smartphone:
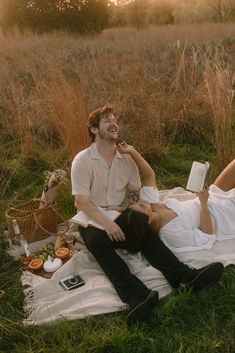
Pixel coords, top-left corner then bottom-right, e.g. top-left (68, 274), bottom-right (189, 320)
top-left (59, 273), bottom-right (85, 291)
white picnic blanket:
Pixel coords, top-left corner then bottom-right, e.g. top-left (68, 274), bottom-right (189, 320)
top-left (22, 188), bottom-right (235, 325)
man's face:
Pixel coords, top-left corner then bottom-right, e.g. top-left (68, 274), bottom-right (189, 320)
top-left (95, 113), bottom-right (119, 142)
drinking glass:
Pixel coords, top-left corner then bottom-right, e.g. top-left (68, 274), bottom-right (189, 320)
top-left (64, 231), bottom-right (75, 256)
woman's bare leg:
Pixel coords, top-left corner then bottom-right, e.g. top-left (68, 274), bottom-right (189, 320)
top-left (214, 159), bottom-right (235, 191)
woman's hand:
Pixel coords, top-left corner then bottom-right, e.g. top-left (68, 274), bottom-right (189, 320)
top-left (116, 142), bottom-right (135, 155)
top-left (197, 189), bottom-right (210, 206)
top-left (197, 189), bottom-right (214, 234)
top-left (117, 141), bottom-right (156, 187)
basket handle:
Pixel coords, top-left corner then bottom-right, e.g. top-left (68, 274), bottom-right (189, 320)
top-left (33, 204), bottom-right (69, 236)
top-left (9, 199), bottom-right (46, 212)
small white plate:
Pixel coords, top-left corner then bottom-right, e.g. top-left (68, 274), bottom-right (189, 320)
top-left (43, 258), bottom-right (62, 272)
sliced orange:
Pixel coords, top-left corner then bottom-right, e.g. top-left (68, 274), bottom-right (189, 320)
top-left (55, 247), bottom-right (70, 260)
top-left (28, 259), bottom-right (43, 271)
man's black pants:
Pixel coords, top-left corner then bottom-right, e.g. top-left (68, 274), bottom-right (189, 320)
top-left (79, 226), bottom-right (189, 304)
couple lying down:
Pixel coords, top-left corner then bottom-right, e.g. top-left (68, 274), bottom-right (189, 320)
top-left (72, 105), bottom-right (233, 326)
top-left (116, 143), bottom-right (235, 255)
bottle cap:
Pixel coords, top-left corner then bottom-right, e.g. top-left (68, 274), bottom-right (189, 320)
top-left (12, 220), bottom-right (20, 235)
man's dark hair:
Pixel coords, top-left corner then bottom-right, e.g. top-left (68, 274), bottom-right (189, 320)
top-left (88, 104), bottom-right (114, 142)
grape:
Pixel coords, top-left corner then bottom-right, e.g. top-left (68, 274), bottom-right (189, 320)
top-left (39, 255), bottom-right (45, 261)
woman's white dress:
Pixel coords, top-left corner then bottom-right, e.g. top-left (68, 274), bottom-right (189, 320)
top-left (140, 185), bottom-right (235, 253)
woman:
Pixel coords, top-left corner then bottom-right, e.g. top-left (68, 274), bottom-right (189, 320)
top-left (116, 142), bottom-right (235, 253)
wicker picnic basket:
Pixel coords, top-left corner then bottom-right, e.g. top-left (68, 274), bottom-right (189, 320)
top-left (6, 199), bottom-right (68, 244)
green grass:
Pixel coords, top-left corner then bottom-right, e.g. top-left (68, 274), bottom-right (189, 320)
top-left (148, 142), bottom-right (217, 190)
top-left (0, 144), bottom-right (235, 353)
top-left (0, 239), bottom-right (234, 353)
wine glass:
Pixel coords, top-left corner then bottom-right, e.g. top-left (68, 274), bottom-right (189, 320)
top-left (64, 231), bottom-right (75, 256)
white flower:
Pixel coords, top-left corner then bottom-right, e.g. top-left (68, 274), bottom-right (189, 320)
top-left (43, 169), bottom-right (67, 192)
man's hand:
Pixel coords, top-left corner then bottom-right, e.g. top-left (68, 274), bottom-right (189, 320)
top-left (103, 219), bottom-right (126, 242)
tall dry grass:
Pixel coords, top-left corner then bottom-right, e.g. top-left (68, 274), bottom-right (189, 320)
top-left (34, 69), bottom-right (89, 161)
top-left (0, 22), bottom-right (234, 205)
top-left (204, 51), bottom-right (235, 169)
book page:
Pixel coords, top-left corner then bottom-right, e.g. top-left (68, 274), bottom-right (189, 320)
top-left (70, 211), bottom-right (90, 228)
top-left (186, 161), bottom-right (210, 193)
top-left (70, 208), bottom-right (121, 230)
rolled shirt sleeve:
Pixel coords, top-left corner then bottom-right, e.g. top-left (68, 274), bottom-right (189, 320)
top-left (71, 151), bottom-right (91, 197)
top-left (139, 186), bottom-right (160, 203)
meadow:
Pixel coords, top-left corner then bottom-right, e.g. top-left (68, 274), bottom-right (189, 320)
top-left (0, 23), bottom-right (235, 353)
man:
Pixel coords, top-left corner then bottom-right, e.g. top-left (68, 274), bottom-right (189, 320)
top-left (71, 104), bottom-right (224, 326)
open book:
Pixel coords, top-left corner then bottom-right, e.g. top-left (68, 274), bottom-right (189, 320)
top-left (186, 161), bottom-right (210, 193)
top-left (70, 207), bottom-right (121, 230)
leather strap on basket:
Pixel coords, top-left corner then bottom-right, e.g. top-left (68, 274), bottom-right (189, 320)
top-left (33, 204), bottom-right (69, 236)
top-left (8, 199), bottom-right (45, 213)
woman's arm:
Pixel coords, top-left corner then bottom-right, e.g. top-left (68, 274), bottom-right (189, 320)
top-left (197, 190), bottom-right (214, 235)
top-left (117, 142), bottom-right (156, 186)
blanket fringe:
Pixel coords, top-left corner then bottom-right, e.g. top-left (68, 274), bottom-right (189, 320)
top-left (21, 271), bottom-right (36, 320)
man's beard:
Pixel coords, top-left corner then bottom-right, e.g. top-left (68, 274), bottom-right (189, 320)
top-left (98, 130), bottom-right (118, 142)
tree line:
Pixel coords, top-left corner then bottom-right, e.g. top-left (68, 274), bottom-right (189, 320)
top-left (0, 0), bottom-right (110, 33)
top-left (0, 0), bottom-right (234, 34)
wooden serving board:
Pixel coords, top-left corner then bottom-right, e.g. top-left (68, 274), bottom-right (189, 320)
top-left (30, 257), bottom-right (70, 278)
top-left (23, 252), bottom-right (81, 279)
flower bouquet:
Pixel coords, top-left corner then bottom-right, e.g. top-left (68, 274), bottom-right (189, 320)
top-left (41, 169), bottom-right (67, 204)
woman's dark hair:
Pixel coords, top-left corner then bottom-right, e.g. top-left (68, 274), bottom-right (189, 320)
top-left (115, 208), bottom-right (153, 253)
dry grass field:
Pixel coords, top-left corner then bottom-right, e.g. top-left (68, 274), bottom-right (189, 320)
top-left (0, 22), bottom-right (234, 219)
top-left (0, 22), bottom-right (234, 221)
